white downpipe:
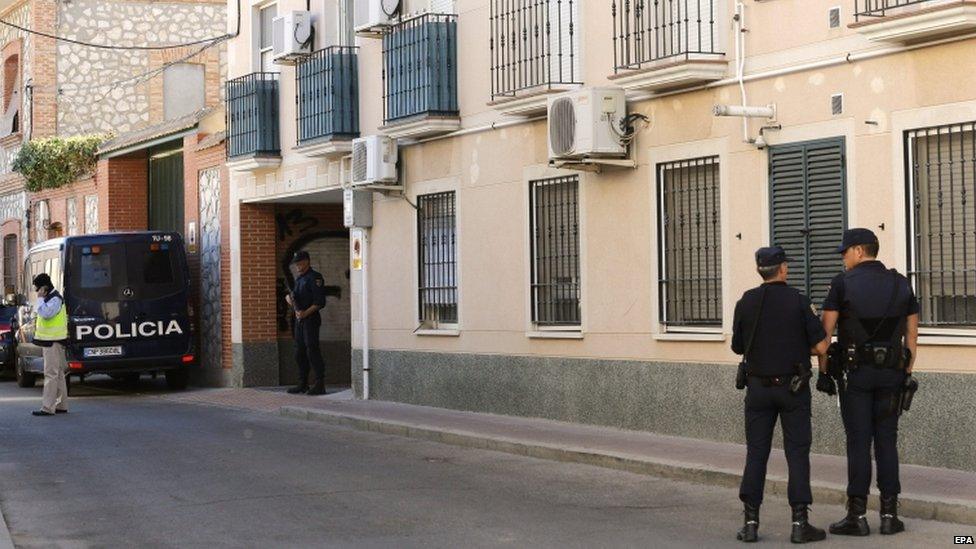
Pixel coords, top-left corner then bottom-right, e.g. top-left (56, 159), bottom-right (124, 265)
top-left (735, 1), bottom-right (750, 143)
top-left (361, 229), bottom-right (370, 400)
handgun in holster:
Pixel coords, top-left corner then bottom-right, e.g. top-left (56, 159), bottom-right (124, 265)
top-left (789, 362), bottom-right (812, 395)
top-left (899, 375), bottom-right (919, 415)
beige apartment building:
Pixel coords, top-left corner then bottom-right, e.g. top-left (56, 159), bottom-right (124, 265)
top-left (225, 0), bottom-right (976, 471)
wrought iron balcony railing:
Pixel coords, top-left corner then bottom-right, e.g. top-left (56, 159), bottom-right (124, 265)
top-left (489, 0), bottom-right (582, 101)
top-left (226, 72), bottom-right (280, 159)
top-left (855, 0), bottom-right (942, 20)
top-left (382, 13), bottom-right (459, 124)
top-left (612, 0), bottom-right (724, 73)
top-left (296, 47), bottom-right (360, 145)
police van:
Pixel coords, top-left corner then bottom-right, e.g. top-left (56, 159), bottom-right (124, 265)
top-left (15, 232), bottom-right (194, 390)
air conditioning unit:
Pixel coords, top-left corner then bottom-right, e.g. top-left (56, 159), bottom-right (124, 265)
top-left (548, 87), bottom-right (628, 161)
top-left (355, 0), bottom-right (401, 36)
top-left (272, 11), bottom-right (313, 65)
top-left (351, 135), bottom-right (398, 187)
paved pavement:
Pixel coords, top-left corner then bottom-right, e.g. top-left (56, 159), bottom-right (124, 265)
top-left (0, 379), bottom-right (969, 548)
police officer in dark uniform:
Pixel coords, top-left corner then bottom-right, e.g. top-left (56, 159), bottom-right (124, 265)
top-left (817, 228), bottom-right (918, 536)
top-left (732, 246), bottom-right (829, 544)
top-left (285, 251), bottom-right (328, 395)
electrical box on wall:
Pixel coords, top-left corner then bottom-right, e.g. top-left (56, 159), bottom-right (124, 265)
top-left (344, 189), bottom-right (373, 228)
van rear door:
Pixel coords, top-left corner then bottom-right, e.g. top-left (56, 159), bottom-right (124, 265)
top-left (67, 236), bottom-right (191, 362)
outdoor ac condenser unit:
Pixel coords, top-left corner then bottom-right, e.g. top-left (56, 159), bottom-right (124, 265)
top-left (272, 11), bottom-right (313, 64)
top-left (547, 87), bottom-right (628, 161)
top-left (351, 135), bottom-right (398, 187)
top-left (355, 0), bottom-right (400, 35)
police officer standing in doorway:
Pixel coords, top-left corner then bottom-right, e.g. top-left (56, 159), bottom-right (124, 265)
top-left (732, 247), bottom-right (829, 544)
top-left (285, 251), bottom-right (328, 395)
top-left (817, 229), bottom-right (919, 536)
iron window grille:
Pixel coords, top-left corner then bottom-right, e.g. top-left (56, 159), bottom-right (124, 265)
top-left (530, 175), bottom-right (581, 327)
top-left (612, 0), bottom-right (724, 73)
top-left (225, 72), bottom-right (280, 159)
top-left (906, 122), bottom-right (976, 326)
top-left (382, 13), bottom-right (459, 124)
top-left (296, 46), bottom-right (360, 145)
top-left (489, 0), bottom-right (582, 101)
top-left (417, 192), bottom-right (458, 327)
top-left (855, 0), bottom-right (939, 21)
top-left (658, 156), bottom-right (722, 327)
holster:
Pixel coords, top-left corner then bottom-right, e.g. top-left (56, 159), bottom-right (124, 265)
top-left (789, 362), bottom-right (813, 395)
top-left (736, 362), bottom-right (748, 390)
top-left (900, 375), bottom-right (919, 415)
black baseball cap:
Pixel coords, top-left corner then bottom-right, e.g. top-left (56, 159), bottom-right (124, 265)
top-left (290, 251), bottom-right (311, 264)
top-left (755, 246), bottom-right (792, 267)
top-left (836, 228), bottom-right (878, 253)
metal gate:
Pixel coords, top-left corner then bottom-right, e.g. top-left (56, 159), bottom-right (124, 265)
top-left (148, 148), bottom-right (185, 232)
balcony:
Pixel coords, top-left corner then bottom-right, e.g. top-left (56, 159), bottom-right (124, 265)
top-left (380, 13), bottom-right (461, 140)
top-left (295, 47), bottom-right (360, 158)
top-left (609, 0), bottom-right (728, 92)
top-left (852, 0), bottom-right (976, 43)
top-left (225, 72), bottom-right (281, 171)
top-left (488, 0), bottom-right (583, 116)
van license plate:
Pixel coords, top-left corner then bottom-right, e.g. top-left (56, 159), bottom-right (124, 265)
top-left (84, 346), bottom-right (123, 358)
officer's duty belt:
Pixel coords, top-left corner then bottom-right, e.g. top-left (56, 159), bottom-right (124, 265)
top-left (748, 375), bottom-right (790, 387)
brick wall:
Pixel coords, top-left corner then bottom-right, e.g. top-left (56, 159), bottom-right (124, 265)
top-left (28, 176), bottom-right (96, 246)
top-left (96, 152), bottom-right (148, 231)
top-left (239, 202), bottom-right (277, 345)
top-left (29, 0), bottom-right (56, 138)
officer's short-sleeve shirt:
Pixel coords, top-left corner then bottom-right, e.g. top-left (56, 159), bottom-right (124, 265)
top-left (731, 282), bottom-right (827, 376)
top-left (822, 261), bottom-right (919, 317)
top-left (293, 269), bottom-right (327, 312)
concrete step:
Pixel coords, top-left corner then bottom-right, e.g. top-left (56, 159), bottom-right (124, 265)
top-left (278, 397), bottom-right (976, 526)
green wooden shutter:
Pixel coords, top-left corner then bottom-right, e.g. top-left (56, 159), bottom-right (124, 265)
top-left (148, 151), bottom-right (185, 233)
top-left (769, 138), bottom-right (847, 308)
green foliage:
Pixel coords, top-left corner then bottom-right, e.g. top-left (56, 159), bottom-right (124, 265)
top-left (11, 135), bottom-right (109, 192)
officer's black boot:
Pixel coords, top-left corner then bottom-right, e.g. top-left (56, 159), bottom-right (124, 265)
top-left (286, 383), bottom-right (308, 394)
top-left (879, 495), bottom-right (905, 535)
top-left (790, 505), bottom-right (826, 543)
top-left (736, 503), bottom-right (760, 542)
top-left (306, 379), bottom-right (326, 396)
top-left (829, 496), bottom-right (870, 536)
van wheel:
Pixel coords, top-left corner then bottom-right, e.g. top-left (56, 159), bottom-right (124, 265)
top-left (16, 360), bottom-right (35, 388)
top-left (165, 368), bottom-right (189, 391)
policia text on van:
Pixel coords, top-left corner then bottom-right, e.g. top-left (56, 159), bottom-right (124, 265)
top-left (14, 232), bottom-right (194, 390)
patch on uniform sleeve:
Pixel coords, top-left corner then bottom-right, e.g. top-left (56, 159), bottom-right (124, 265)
top-left (315, 277), bottom-right (323, 287)
top-left (811, 304), bottom-right (818, 315)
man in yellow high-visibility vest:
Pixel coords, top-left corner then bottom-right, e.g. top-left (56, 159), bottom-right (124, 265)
top-left (32, 273), bottom-right (68, 416)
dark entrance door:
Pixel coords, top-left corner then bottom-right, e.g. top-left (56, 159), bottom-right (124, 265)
top-left (148, 148), bottom-right (185, 233)
top-left (769, 138), bottom-right (847, 307)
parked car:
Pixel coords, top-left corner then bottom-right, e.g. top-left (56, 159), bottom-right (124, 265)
top-left (0, 304), bottom-right (17, 375)
top-left (14, 232), bottom-right (194, 390)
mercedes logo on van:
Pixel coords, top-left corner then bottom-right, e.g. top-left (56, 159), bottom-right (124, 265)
top-left (122, 287), bottom-right (135, 298)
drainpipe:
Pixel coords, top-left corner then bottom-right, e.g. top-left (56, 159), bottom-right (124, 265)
top-left (734, 1), bottom-right (750, 144)
top-left (361, 229), bottom-right (370, 400)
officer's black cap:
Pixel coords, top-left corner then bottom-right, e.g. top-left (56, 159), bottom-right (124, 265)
top-left (755, 246), bottom-right (792, 267)
top-left (836, 228), bottom-right (878, 253)
top-left (290, 251), bottom-right (311, 264)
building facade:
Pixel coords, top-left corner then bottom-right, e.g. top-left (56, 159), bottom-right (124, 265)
top-left (225, 0), bottom-right (976, 471)
top-left (0, 0), bottom-right (228, 381)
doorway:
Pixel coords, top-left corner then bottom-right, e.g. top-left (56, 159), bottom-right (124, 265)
top-left (148, 147), bottom-right (185, 233)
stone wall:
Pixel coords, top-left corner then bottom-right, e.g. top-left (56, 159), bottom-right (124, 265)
top-left (56, 0), bottom-right (226, 136)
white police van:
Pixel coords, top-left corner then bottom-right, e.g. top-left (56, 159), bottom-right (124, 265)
top-left (15, 232), bottom-right (194, 389)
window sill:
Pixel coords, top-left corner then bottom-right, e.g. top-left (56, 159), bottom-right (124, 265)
top-left (415, 329), bottom-right (460, 337)
top-left (526, 331), bottom-right (584, 340)
top-left (653, 332), bottom-right (727, 342)
top-left (918, 334), bottom-right (976, 346)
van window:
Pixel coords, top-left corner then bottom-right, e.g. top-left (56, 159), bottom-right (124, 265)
top-left (67, 240), bottom-right (186, 302)
top-left (68, 244), bottom-right (127, 301)
top-left (125, 241), bottom-right (183, 299)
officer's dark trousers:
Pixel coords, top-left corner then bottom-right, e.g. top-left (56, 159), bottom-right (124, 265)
top-left (740, 379), bottom-right (813, 506)
top-left (839, 365), bottom-right (905, 498)
top-left (294, 316), bottom-right (325, 385)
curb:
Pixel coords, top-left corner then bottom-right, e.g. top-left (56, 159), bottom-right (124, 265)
top-left (280, 405), bottom-right (976, 526)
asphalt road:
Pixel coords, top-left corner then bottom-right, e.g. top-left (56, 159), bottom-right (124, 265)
top-left (0, 378), bottom-right (968, 548)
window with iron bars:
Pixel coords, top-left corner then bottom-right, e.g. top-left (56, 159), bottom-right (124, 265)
top-left (530, 175), bottom-right (581, 328)
top-left (658, 157), bottom-right (722, 328)
top-left (417, 192), bottom-right (458, 328)
top-left (907, 122), bottom-right (976, 326)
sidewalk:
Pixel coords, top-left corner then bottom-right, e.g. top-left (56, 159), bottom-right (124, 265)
top-left (171, 388), bottom-right (976, 526)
